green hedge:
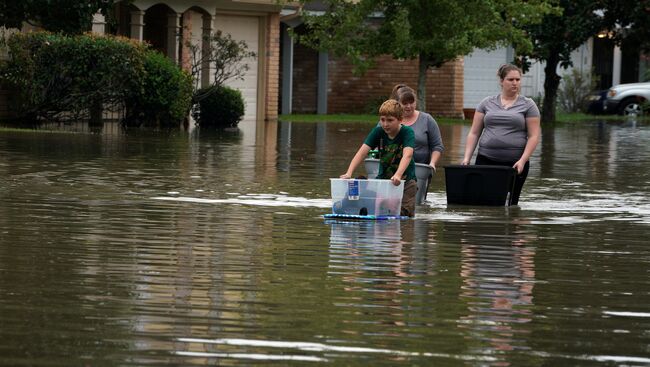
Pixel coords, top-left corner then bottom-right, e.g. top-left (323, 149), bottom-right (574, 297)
top-left (1, 31), bottom-right (192, 126)
top-left (124, 50), bottom-right (193, 127)
top-left (192, 86), bottom-right (245, 128)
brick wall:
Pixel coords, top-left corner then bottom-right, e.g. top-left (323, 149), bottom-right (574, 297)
top-left (264, 12), bottom-right (280, 121)
top-left (292, 43), bottom-right (318, 113)
top-left (326, 55), bottom-right (464, 118)
top-left (428, 58), bottom-right (464, 118)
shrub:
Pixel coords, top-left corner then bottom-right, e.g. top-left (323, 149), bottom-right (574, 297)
top-left (558, 69), bottom-right (599, 113)
top-left (124, 50), bottom-right (193, 127)
top-left (192, 86), bottom-right (245, 128)
top-left (364, 94), bottom-right (389, 115)
top-left (531, 93), bottom-right (544, 111)
top-left (1, 31), bottom-right (147, 122)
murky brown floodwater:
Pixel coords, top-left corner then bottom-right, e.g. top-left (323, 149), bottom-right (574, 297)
top-left (1, 118), bottom-right (649, 366)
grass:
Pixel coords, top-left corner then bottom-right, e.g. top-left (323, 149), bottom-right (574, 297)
top-left (280, 112), bottom-right (648, 124)
top-left (279, 114), bottom-right (467, 124)
top-left (3, 112), bottom-right (645, 132)
top-left (555, 112), bottom-right (649, 122)
top-left (278, 114), bottom-right (377, 123)
top-left (0, 126), bottom-right (81, 134)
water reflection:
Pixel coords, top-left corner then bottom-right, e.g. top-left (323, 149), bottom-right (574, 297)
top-left (454, 217), bottom-right (537, 362)
top-left (328, 219), bottom-right (406, 276)
top-left (2, 118), bottom-right (650, 365)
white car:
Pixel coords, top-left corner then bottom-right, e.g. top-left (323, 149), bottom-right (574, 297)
top-left (604, 82), bottom-right (650, 115)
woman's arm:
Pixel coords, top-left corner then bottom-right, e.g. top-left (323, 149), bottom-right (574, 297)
top-left (426, 115), bottom-right (444, 170)
top-left (461, 112), bottom-right (485, 165)
top-left (429, 151), bottom-right (441, 171)
top-left (513, 116), bottom-right (541, 173)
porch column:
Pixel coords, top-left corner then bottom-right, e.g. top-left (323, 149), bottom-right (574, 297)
top-left (130, 10), bottom-right (145, 41)
top-left (317, 51), bottom-right (328, 115)
top-left (167, 13), bottom-right (181, 63)
top-left (281, 25), bottom-right (294, 114)
top-left (92, 13), bottom-right (106, 34)
top-left (612, 45), bottom-right (622, 86)
top-left (201, 14), bottom-right (215, 88)
top-left (180, 12), bottom-right (192, 71)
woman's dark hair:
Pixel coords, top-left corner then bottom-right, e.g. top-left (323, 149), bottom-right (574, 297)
top-left (390, 83), bottom-right (410, 100)
top-left (497, 64), bottom-right (523, 80)
top-left (397, 89), bottom-right (416, 104)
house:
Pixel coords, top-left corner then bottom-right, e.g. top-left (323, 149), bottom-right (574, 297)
top-left (280, 3), bottom-right (648, 119)
top-left (107, 0), bottom-right (283, 122)
top-left (463, 37), bottom-right (649, 114)
top-left (1, 0), bottom-right (284, 123)
top-left (279, 4), bottom-right (465, 119)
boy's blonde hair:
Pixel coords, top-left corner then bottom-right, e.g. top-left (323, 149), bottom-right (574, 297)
top-left (378, 99), bottom-right (403, 120)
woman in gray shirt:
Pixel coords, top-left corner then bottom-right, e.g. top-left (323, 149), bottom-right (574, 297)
top-left (393, 86), bottom-right (444, 170)
top-left (461, 64), bottom-right (541, 205)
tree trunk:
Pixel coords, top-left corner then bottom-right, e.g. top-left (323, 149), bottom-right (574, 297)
top-left (542, 54), bottom-right (561, 123)
top-left (417, 53), bottom-right (429, 112)
top-left (89, 99), bottom-right (103, 126)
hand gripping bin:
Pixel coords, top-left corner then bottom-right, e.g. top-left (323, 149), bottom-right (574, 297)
top-left (330, 179), bottom-right (404, 216)
top-left (364, 158), bottom-right (433, 205)
top-left (443, 165), bottom-right (516, 206)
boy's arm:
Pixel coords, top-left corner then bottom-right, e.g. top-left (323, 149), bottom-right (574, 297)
top-left (390, 146), bottom-right (413, 185)
top-left (340, 144), bottom-right (371, 179)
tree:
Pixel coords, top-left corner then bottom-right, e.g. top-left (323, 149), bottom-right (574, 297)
top-left (517, 1), bottom-right (614, 123)
top-left (0, 0), bottom-right (122, 35)
top-left (604, 0), bottom-right (650, 53)
top-left (184, 31), bottom-right (255, 128)
top-left (294, 0), bottom-right (557, 112)
top-left (185, 30), bottom-right (256, 102)
top-left (517, 0), bottom-right (650, 123)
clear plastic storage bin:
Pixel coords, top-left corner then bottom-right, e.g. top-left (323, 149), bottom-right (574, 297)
top-left (330, 178), bottom-right (404, 216)
top-left (364, 158), bottom-right (433, 205)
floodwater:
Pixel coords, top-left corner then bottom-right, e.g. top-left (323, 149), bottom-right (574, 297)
top-left (1, 118), bottom-right (649, 366)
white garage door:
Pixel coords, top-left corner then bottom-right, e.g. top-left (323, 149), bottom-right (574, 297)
top-left (463, 48), bottom-right (508, 109)
top-left (215, 15), bottom-right (259, 121)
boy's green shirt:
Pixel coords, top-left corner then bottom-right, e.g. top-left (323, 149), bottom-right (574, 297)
top-left (364, 125), bottom-right (417, 181)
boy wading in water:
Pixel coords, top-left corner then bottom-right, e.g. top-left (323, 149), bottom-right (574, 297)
top-left (340, 99), bottom-right (418, 217)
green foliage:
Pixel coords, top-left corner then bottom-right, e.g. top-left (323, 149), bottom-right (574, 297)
top-left (125, 51), bottom-right (193, 127)
top-left (294, 0), bottom-right (557, 110)
top-left (558, 69), bottom-right (600, 113)
top-left (0, 1), bottom-right (123, 34)
top-left (517, 1), bottom-right (607, 71)
top-left (363, 94), bottom-right (389, 115)
top-left (184, 31), bottom-right (255, 127)
top-left (531, 93), bottom-right (544, 111)
top-left (601, 0), bottom-right (650, 53)
top-left (1, 31), bottom-right (191, 126)
top-left (192, 86), bottom-right (245, 129)
top-left (1, 31), bottom-right (147, 122)
top-left (516, 0), bottom-right (650, 122)
top-left (640, 100), bottom-right (650, 114)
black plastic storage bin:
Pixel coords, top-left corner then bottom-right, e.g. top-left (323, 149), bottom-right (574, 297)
top-left (444, 165), bottom-right (516, 206)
